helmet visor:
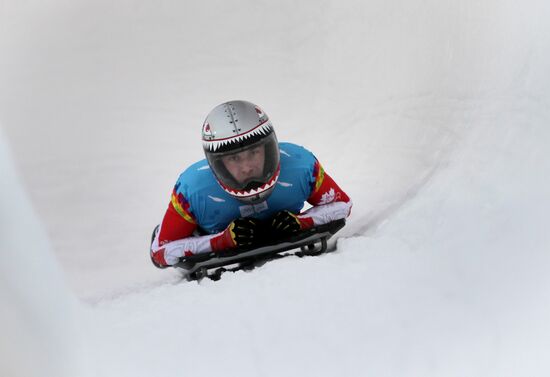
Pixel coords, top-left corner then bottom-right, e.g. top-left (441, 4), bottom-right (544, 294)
top-left (206, 133), bottom-right (280, 192)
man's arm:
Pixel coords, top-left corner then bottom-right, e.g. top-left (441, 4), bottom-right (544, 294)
top-left (297, 160), bottom-right (352, 227)
top-left (150, 199), bottom-right (218, 267)
top-left (150, 192), bottom-right (257, 267)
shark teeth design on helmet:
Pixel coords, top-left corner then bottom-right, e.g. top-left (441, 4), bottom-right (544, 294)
top-left (218, 165), bottom-right (280, 199)
top-left (202, 121), bottom-right (273, 152)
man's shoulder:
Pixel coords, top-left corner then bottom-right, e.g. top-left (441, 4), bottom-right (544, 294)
top-left (279, 141), bottom-right (313, 155)
top-left (278, 142), bottom-right (317, 168)
top-left (174, 159), bottom-right (218, 195)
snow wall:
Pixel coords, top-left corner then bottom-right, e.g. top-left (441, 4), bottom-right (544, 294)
top-left (0, 128), bottom-right (78, 377)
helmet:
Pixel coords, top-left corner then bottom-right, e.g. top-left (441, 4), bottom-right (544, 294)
top-left (202, 100), bottom-right (280, 204)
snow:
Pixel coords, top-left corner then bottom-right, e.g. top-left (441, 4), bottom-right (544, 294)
top-left (1, 0), bottom-right (550, 376)
top-left (0, 129), bottom-right (79, 377)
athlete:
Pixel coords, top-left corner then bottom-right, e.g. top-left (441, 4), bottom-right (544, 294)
top-left (150, 100), bottom-right (352, 267)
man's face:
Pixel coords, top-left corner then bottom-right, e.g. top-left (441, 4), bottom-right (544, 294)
top-left (221, 145), bottom-right (266, 185)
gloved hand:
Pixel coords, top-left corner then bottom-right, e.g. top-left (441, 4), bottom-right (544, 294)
top-left (211, 217), bottom-right (261, 251)
top-left (270, 210), bottom-right (309, 239)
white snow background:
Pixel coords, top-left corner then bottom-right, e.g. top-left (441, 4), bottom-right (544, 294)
top-left (1, 0), bottom-right (550, 376)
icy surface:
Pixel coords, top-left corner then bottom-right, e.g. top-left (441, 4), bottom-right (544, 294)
top-left (1, 0), bottom-right (550, 376)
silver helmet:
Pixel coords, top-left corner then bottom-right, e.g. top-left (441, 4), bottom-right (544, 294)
top-left (202, 100), bottom-right (280, 204)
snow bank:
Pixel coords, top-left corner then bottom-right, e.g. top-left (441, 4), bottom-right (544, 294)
top-left (346, 96), bottom-right (550, 376)
top-left (0, 128), bottom-right (78, 377)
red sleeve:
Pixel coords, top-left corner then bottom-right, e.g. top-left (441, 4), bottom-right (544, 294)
top-left (307, 160), bottom-right (351, 206)
top-left (157, 189), bottom-right (198, 247)
top-left (293, 160), bottom-right (352, 230)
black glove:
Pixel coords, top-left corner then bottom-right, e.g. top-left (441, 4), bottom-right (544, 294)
top-left (211, 217), bottom-right (262, 251)
top-left (230, 217), bottom-right (262, 248)
top-left (270, 210), bottom-right (302, 239)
